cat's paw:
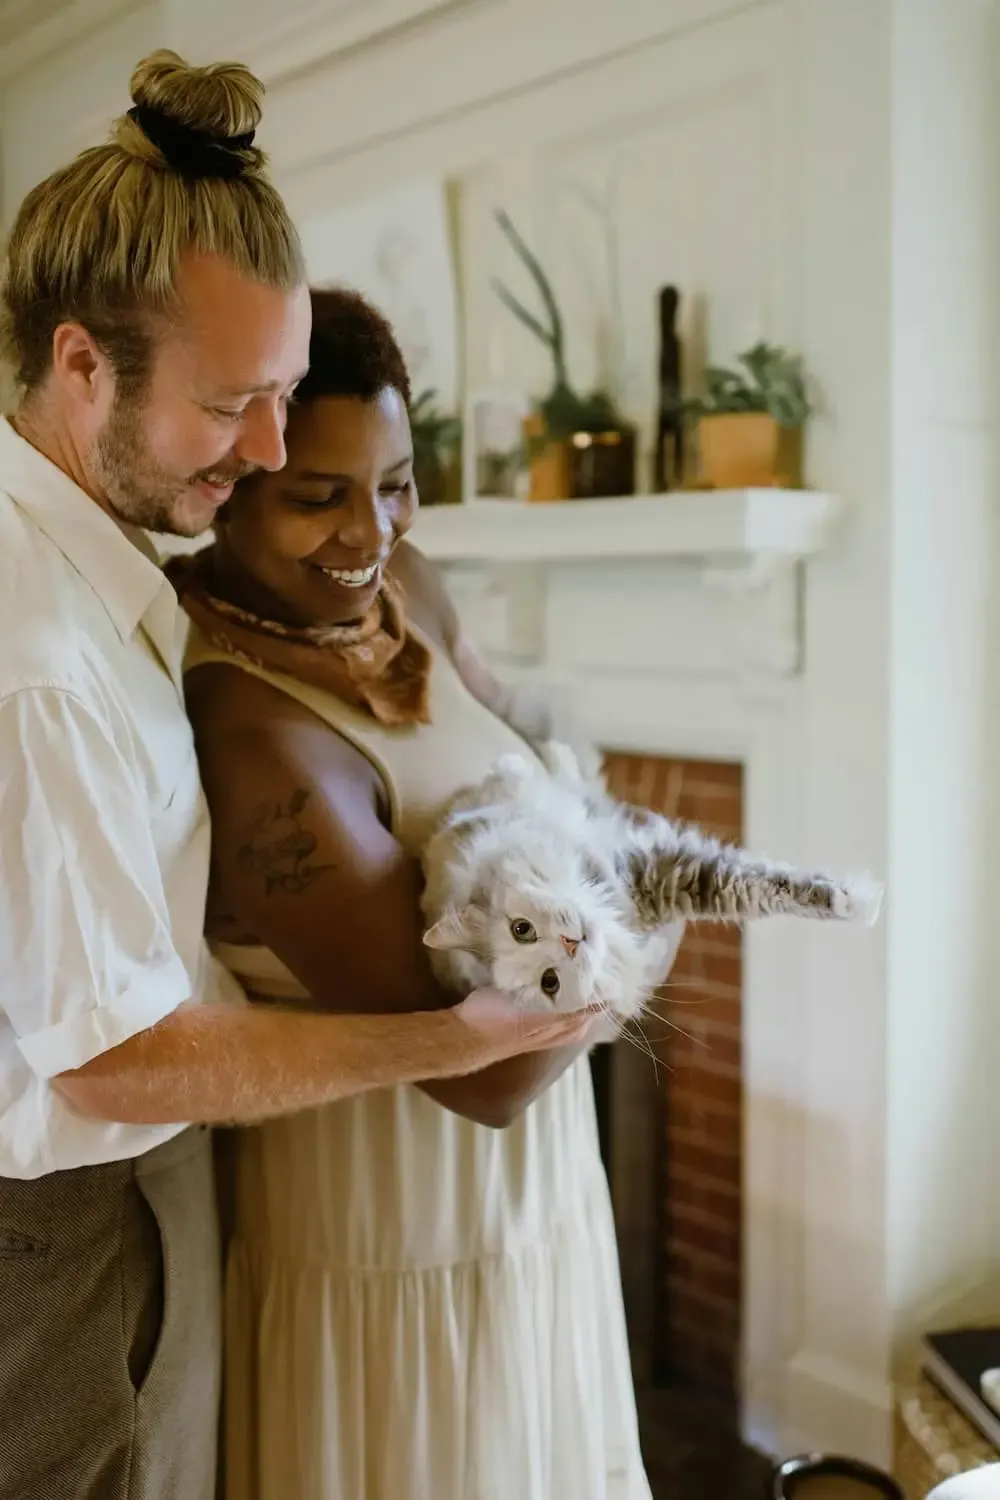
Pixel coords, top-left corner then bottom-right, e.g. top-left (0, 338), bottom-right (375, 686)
top-left (833, 872), bottom-right (884, 925)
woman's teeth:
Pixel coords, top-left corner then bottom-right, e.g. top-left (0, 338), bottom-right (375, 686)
top-left (314, 563), bottom-right (378, 588)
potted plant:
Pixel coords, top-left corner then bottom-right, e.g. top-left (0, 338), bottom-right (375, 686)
top-left (684, 341), bottom-right (811, 488)
top-left (492, 209), bottom-right (635, 501)
top-left (409, 387), bottom-right (462, 506)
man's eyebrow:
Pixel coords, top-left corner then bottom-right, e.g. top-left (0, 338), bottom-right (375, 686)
top-left (215, 369), bottom-right (310, 398)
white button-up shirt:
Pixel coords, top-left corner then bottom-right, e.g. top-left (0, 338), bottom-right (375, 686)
top-left (0, 416), bottom-right (234, 1177)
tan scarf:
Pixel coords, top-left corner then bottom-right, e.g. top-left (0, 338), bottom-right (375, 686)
top-left (168, 547), bottom-right (432, 728)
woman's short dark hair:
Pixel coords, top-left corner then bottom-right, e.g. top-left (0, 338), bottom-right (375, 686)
top-left (295, 287), bottom-right (412, 407)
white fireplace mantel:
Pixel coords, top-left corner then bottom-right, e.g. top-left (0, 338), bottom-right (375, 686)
top-left (425, 489), bottom-right (842, 680)
top-left (413, 489), bottom-right (841, 571)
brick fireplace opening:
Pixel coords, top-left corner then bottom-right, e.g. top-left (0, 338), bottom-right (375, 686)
top-left (592, 752), bottom-right (745, 1406)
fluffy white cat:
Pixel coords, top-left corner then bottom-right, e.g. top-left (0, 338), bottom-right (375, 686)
top-left (421, 743), bottom-right (881, 1019)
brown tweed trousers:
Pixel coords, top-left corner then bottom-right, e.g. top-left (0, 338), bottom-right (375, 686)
top-left (0, 1124), bottom-right (220, 1500)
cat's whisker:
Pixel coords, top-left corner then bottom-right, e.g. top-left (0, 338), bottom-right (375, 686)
top-left (654, 990), bottom-right (711, 1005)
top-left (616, 1023), bottom-right (663, 1082)
top-left (638, 1014), bottom-right (712, 1052)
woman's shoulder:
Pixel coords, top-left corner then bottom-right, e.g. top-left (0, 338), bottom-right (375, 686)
top-left (184, 658), bottom-right (383, 807)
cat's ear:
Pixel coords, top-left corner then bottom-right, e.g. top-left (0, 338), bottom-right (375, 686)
top-left (423, 906), bottom-right (487, 953)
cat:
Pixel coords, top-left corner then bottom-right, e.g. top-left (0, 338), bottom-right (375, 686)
top-left (421, 742), bottom-right (881, 1020)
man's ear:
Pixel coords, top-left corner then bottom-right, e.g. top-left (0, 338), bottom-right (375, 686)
top-left (423, 906), bottom-right (487, 954)
top-left (50, 322), bottom-right (107, 407)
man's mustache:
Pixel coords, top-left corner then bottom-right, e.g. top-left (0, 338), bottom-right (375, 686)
top-left (192, 461), bottom-right (261, 486)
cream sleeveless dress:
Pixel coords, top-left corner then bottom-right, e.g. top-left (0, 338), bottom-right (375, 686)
top-left (186, 625), bottom-right (650, 1500)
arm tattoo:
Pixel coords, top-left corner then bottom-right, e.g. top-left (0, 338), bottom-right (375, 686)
top-left (235, 788), bottom-right (335, 897)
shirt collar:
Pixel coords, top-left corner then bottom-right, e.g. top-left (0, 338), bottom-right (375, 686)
top-left (0, 415), bottom-right (168, 643)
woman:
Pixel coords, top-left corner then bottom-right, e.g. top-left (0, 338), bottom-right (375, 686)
top-left (175, 289), bottom-right (668, 1500)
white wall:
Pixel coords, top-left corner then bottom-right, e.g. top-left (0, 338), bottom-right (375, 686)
top-left (2, 0), bottom-right (999, 1467)
top-left (886, 0), bottom-right (1000, 1339)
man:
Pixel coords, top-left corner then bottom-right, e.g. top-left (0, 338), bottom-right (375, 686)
top-left (0, 49), bottom-right (590, 1500)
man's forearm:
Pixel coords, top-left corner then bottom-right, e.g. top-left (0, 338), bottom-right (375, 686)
top-left (54, 1000), bottom-right (575, 1126)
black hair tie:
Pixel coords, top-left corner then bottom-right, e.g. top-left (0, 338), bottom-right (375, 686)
top-left (127, 103), bottom-right (255, 180)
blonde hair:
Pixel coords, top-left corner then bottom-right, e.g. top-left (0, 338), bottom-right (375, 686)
top-left (0, 49), bottom-right (305, 393)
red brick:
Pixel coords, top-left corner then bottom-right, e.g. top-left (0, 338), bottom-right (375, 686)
top-left (673, 1068), bottom-right (742, 1109)
top-left (665, 1094), bottom-right (707, 1129)
top-left (678, 783), bottom-right (742, 815)
top-left (689, 929), bottom-right (741, 959)
top-left (684, 758), bottom-right (742, 789)
top-left (668, 1161), bottom-right (739, 1196)
top-left (667, 1240), bottom-right (737, 1286)
top-left (701, 1108), bottom-right (741, 1154)
top-left (670, 1340), bottom-right (738, 1392)
top-left (668, 1282), bottom-right (740, 1331)
top-left (669, 1085), bottom-right (740, 1126)
top-left (668, 1136), bottom-right (741, 1186)
top-left (686, 1252), bottom-right (741, 1306)
top-left (700, 1186), bottom-right (742, 1230)
top-left (683, 1043), bottom-right (742, 1080)
top-left (599, 749), bottom-right (745, 1389)
top-left (669, 1200), bottom-right (738, 1237)
top-left (667, 1212), bottom-right (739, 1263)
top-left (696, 950), bottom-right (741, 990)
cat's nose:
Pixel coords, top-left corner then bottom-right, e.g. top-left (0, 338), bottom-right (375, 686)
top-left (560, 936), bottom-right (580, 957)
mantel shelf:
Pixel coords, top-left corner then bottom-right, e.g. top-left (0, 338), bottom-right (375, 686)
top-left (411, 489), bottom-right (841, 569)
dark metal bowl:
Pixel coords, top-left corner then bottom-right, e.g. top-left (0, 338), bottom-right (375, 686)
top-left (772, 1453), bottom-right (905, 1498)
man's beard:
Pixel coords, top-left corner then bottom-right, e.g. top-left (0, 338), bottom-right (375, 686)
top-left (90, 393), bottom-right (258, 537)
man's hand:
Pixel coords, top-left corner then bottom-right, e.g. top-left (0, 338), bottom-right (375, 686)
top-left (442, 988), bottom-right (596, 1077)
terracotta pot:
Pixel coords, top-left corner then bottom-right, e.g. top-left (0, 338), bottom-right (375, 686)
top-left (526, 437), bottom-right (572, 503)
top-left (697, 412), bottom-right (803, 488)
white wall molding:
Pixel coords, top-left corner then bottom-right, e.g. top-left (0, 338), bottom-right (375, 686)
top-left (167, 0), bottom-right (494, 84)
top-left (0, 0), bottom-right (136, 83)
top-left (272, 0), bottom-right (775, 210)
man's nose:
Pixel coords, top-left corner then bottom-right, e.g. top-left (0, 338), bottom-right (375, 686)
top-left (236, 400), bottom-right (287, 473)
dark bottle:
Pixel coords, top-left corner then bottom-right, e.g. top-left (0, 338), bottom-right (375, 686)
top-left (653, 285), bottom-right (683, 490)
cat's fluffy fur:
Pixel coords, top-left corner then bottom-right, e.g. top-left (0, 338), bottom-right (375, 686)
top-left (421, 743), bottom-right (881, 1019)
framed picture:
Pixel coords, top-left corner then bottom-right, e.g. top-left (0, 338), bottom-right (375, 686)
top-left (299, 179), bottom-right (460, 413)
top-left (462, 389), bottom-right (530, 503)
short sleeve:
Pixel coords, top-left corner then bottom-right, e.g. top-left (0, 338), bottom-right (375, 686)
top-left (0, 688), bottom-right (190, 1078)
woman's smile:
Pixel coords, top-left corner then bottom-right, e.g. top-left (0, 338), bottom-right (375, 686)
top-left (306, 559), bottom-right (381, 589)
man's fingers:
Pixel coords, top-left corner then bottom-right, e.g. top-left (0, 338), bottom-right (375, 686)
top-left (520, 1012), bottom-right (594, 1048)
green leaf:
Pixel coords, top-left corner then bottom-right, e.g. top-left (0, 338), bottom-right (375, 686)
top-left (684, 341), bottom-right (812, 425)
top-left (490, 278), bottom-right (556, 351)
top-left (410, 387), bottom-right (462, 467)
top-left (493, 208), bottom-right (567, 386)
top-left (494, 209), bottom-right (565, 351)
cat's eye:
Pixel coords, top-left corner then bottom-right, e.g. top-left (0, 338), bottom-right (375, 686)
top-left (540, 969), bottom-right (561, 997)
top-left (510, 918), bottom-right (537, 943)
